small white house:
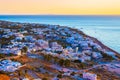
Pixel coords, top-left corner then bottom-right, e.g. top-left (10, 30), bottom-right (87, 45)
top-left (83, 72), bottom-right (97, 80)
top-left (37, 39), bottom-right (49, 49)
top-left (0, 60), bottom-right (22, 72)
top-left (92, 52), bottom-right (102, 59)
top-left (50, 42), bottom-right (63, 52)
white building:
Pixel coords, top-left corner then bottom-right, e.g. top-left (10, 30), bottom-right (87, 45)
top-left (37, 39), bottom-right (49, 49)
top-left (50, 42), bottom-right (63, 52)
top-left (0, 60), bottom-right (22, 72)
top-left (83, 72), bottom-right (97, 80)
top-left (92, 52), bottom-right (102, 59)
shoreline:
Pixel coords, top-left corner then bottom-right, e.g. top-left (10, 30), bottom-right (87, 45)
top-left (0, 20), bottom-right (120, 57)
top-left (0, 20), bottom-right (120, 80)
top-left (69, 28), bottom-right (120, 58)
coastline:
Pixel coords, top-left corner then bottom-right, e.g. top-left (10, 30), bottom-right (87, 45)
top-left (0, 20), bottom-right (120, 59)
top-left (0, 20), bottom-right (120, 80)
top-left (0, 15), bottom-right (120, 54)
top-left (69, 28), bottom-right (120, 58)
top-left (0, 20), bottom-right (119, 55)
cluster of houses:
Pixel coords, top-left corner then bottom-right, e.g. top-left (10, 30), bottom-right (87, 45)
top-left (1, 21), bottom-right (119, 80)
top-left (0, 22), bottom-right (117, 63)
top-left (0, 60), bottom-right (22, 72)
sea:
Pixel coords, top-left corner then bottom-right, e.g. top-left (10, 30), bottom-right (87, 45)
top-left (0, 15), bottom-right (120, 53)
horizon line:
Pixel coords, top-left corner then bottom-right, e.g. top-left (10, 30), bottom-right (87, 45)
top-left (0, 14), bottom-right (120, 16)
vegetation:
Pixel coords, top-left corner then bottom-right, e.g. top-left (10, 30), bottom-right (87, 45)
top-left (42, 77), bottom-right (48, 80)
top-left (0, 54), bottom-right (5, 58)
top-left (43, 54), bottom-right (71, 67)
top-left (0, 53), bottom-right (15, 59)
top-left (21, 46), bottom-right (28, 54)
top-left (57, 74), bottom-right (63, 78)
top-left (44, 54), bottom-right (52, 61)
top-left (53, 56), bottom-right (59, 64)
top-left (102, 52), bottom-right (114, 61)
top-left (0, 30), bottom-right (4, 35)
top-left (58, 59), bottom-right (71, 67)
top-left (70, 72), bottom-right (76, 76)
top-left (58, 59), bottom-right (65, 66)
top-left (77, 63), bottom-right (88, 69)
top-left (64, 59), bottom-right (71, 67)
top-left (0, 36), bottom-right (15, 47)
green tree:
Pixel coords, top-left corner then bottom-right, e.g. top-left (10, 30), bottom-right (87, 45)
top-left (64, 59), bottom-right (71, 67)
top-left (59, 59), bottom-right (65, 66)
top-left (102, 52), bottom-right (114, 61)
top-left (21, 46), bottom-right (28, 54)
top-left (57, 74), bottom-right (62, 78)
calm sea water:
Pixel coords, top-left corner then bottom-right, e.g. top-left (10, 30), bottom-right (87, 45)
top-left (0, 15), bottom-right (120, 53)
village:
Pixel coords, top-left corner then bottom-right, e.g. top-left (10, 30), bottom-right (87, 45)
top-left (0, 21), bottom-right (120, 80)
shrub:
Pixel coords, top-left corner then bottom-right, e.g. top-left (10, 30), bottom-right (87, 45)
top-left (79, 73), bottom-right (83, 77)
top-left (53, 56), bottom-right (59, 63)
top-left (77, 63), bottom-right (87, 69)
top-left (42, 78), bottom-right (48, 80)
top-left (64, 59), bottom-right (71, 67)
top-left (0, 54), bottom-right (5, 58)
top-left (102, 53), bottom-right (114, 61)
top-left (58, 59), bottom-right (64, 66)
top-left (74, 60), bottom-right (81, 63)
top-left (70, 72), bottom-right (76, 76)
top-left (57, 74), bottom-right (62, 78)
top-left (44, 54), bottom-right (51, 61)
top-left (21, 46), bottom-right (28, 54)
top-left (6, 53), bottom-right (15, 56)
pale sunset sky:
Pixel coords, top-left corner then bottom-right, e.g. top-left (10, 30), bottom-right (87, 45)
top-left (0, 0), bottom-right (120, 15)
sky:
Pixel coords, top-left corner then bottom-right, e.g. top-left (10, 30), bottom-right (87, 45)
top-left (0, 0), bottom-right (120, 15)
